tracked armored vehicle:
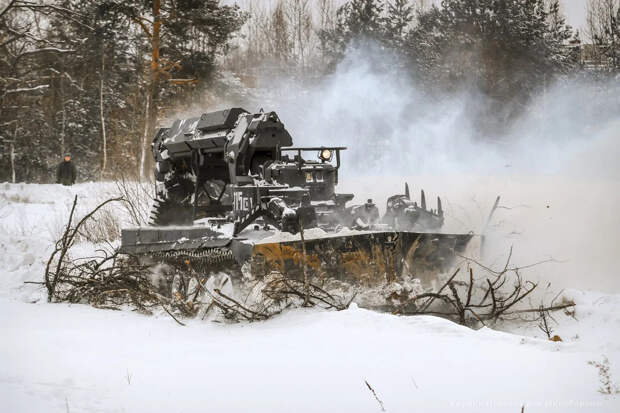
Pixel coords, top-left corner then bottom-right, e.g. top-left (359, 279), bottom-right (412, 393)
top-left (120, 108), bottom-right (473, 287)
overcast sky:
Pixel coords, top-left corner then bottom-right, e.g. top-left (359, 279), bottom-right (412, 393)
top-left (561, 0), bottom-right (588, 30)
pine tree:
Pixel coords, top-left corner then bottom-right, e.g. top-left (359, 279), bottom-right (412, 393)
top-left (546, 0), bottom-right (575, 69)
top-left (96, 0), bottom-right (246, 178)
top-left (345, 0), bottom-right (386, 38)
top-left (319, 0), bottom-right (386, 67)
top-left (409, 0), bottom-right (574, 97)
top-left (385, 0), bottom-right (414, 48)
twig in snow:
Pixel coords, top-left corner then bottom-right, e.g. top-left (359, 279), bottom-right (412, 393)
top-left (161, 304), bottom-right (186, 326)
top-left (537, 306), bottom-right (553, 340)
top-left (364, 379), bottom-right (386, 411)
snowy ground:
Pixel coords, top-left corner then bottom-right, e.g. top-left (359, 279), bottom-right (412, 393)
top-left (2, 182), bottom-right (620, 412)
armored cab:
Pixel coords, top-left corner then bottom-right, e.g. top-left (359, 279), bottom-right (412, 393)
top-left (150, 108), bottom-right (353, 230)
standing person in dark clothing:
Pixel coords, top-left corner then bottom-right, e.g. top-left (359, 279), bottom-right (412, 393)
top-left (56, 153), bottom-right (77, 186)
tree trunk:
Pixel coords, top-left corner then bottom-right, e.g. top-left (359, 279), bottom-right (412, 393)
top-left (139, 0), bottom-right (161, 181)
top-left (10, 122), bottom-right (17, 183)
top-left (100, 50), bottom-right (107, 180)
top-left (60, 75), bottom-right (66, 156)
top-left (139, 94), bottom-right (150, 180)
top-left (10, 141), bottom-right (16, 184)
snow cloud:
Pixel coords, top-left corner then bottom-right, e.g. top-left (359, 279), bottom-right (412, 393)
top-left (238, 45), bottom-right (620, 293)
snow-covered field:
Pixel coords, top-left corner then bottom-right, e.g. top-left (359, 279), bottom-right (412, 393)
top-left (2, 182), bottom-right (620, 412)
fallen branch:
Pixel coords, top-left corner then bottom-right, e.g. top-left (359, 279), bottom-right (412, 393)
top-left (396, 249), bottom-right (575, 327)
top-left (44, 196), bottom-right (123, 302)
top-left (420, 268), bottom-right (460, 312)
top-left (161, 304), bottom-right (186, 326)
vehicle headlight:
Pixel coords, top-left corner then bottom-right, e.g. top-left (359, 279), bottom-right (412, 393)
top-left (319, 148), bottom-right (332, 161)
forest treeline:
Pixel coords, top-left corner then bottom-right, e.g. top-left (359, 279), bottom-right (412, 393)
top-left (1, 0), bottom-right (618, 183)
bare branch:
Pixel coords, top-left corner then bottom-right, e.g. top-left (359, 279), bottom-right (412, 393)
top-left (420, 267), bottom-right (460, 312)
top-left (0, 0), bottom-right (18, 20)
top-left (18, 47), bottom-right (75, 57)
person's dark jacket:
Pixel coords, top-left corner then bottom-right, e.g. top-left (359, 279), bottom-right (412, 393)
top-left (56, 161), bottom-right (77, 186)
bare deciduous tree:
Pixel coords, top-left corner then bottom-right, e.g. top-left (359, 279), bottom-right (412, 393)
top-left (285, 0), bottom-right (313, 71)
top-left (586, 0), bottom-right (620, 69)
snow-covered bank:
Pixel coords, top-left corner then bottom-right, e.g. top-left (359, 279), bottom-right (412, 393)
top-left (1, 182), bottom-right (620, 412)
top-left (2, 297), bottom-right (619, 413)
top-left (0, 182), bottom-right (121, 302)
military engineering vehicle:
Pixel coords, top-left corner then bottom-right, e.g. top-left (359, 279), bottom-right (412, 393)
top-left (120, 108), bottom-right (473, 285)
